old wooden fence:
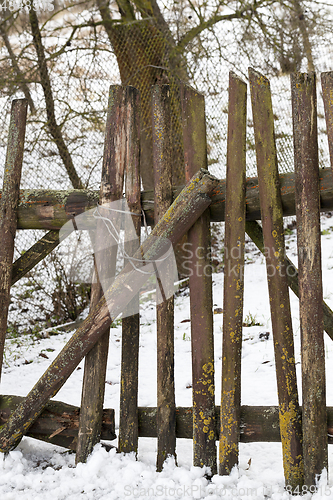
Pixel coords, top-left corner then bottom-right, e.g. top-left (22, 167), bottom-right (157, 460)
top-left (1, 69), bottom-right (333, 490)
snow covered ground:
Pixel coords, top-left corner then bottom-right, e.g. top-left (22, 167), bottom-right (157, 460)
top-left (2, 215), bottom-right (333, 499)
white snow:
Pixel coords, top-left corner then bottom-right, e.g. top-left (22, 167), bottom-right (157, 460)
top-left (2, 215), bottom-right (333, 499)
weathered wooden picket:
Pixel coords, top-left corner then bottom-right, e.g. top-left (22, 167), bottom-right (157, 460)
top-left (1, 69), bottom-right (333, 490)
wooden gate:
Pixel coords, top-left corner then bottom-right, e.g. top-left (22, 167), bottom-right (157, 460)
top-left (1, 69), bottom-right (333, 490)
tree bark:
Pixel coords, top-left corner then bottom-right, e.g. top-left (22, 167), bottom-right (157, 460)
top-left (250, 68), bottom-right (303, 489)
top-left (219, 72), bottom-right (246, 475)
top-left (291, 71), bottom-right (327, 487)
top-left (0, 21), bottom-right (36, 113)
top-left (76, 86), bottom-right (134, 463)
top-left (118, 87), bottom-right (141, 456)
top-left (11, 230), bottom-right (60, 285)
top-left (291, 0), bottom-right (315, 72)
top-left (96, 0), bottom-right (186, 190)
top-left (181, 84), bottom-right (216, 475)
top-left (152, 85), bottom-right (176, 471)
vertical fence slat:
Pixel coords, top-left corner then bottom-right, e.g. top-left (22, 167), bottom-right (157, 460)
top-left (76, 85), bottom-right (128, 463)
top-left (291, 72), bottom-right (328, 487)
top-left (321, 72), bottom-right (333, 173)
top-left (0, 98), bottom-right (27, 380)
top-left (249, 68), bottom-right (303, 489)
top-left (219, 73), bottom-right (247, 475)
top-left (181, 84), bottom-right (217, 476)
top-left (118, 87), bottom-right (141, 454)
top-left (152, 84), bottom-right (177, 471)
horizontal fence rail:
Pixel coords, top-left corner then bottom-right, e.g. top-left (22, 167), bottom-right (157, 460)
top-left (5, 167), bottom-right (333, 230)
top-left (3, 396), bottom-right (333, 446)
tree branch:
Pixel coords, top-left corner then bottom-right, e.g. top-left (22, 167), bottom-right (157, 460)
top-left (116, 0), bottom-right (136, 20)
top-left (29, 6), bottom-right (84, 190)
top-left (176, 1), bottom-right (270, 53)
top-left (0, 21), bottom-right (36, 113)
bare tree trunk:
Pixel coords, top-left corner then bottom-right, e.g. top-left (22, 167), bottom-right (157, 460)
top-left (291, 0), bottom-right (315, 72)
top-left (96, 0), bottom-right (186, 190)
top-left (29, 6), bottom-right (84, 190)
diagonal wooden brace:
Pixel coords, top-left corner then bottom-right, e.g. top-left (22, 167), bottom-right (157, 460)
top-left (0, 169), bottom-right (219, 453)
top-left (11, 230), bottom-right (60, 285)
top-left (245, 220), bottom-right (333, 341)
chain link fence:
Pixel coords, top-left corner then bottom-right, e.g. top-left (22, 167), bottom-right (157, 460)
top-left (0, 2), bottom-right (332, 334)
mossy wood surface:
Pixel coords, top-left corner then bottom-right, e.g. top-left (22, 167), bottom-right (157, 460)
top-left (7, 167), bottom-right (333, 230)
top-left (0, 99), bottom-right (27, 380)
top-left (11, 230), bottom-right (60, 285)
top-left (76, 86), bottom-right (136, 463)
top-left (0, 395), bottom-right (115, 450)
top-left (118, 87), bottom-right (141, 456)
top-left (152, 85), bottom-right (177, 471)
top-left (292, 72), bottom-right (328, 487)
top-left (181, 84), bottom-right (216, 475)
top-left (219, 73), bottom-right (247, 475)
top-left (249, 68), bottom-right (303, 489)
top-left (3, 397), bottom-right (333, 446)
top-left (138, 405), bottom-right (333, 443)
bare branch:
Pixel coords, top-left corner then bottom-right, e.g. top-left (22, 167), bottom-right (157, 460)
top-left (0, 21), bottom-right (35, 113)
top-left (29, 5), bottom-right (84, 189)
top-left (176, 0), bottom-right (274, 53)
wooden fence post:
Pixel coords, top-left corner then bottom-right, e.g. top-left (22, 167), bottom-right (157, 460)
top-left (291, 72), bottom-right (328, 487)
top-left (118, 87), bottom-right (141, 454)
top-left (321, 71), bottom-right (333, 175)
top-left (181, 85), bottom-right (217, 476)
top-left (249, 68), bottom-right (303, 489)
top-left (152, 84), bottom-right (177, 471)
top-left (219, 73), bottom-right (247, 475)
top-left (76, 85), bottom-right (131, 463)
top-left (0, 98), bottom-right (27, 380)
top-left (0, 169), bottom-right (219, 454)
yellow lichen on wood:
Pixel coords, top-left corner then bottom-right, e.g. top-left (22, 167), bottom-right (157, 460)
top-left (279, 402), bottom-right (303, 487)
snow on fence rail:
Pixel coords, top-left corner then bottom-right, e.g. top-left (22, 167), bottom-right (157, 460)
top-left (2, 70), bottom-right (333, 490)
